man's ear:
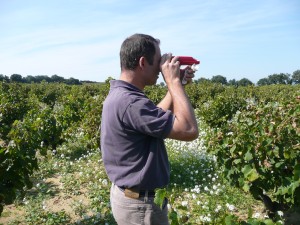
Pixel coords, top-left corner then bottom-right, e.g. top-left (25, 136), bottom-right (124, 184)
top-left (139, 57), bottom-right (146, 69)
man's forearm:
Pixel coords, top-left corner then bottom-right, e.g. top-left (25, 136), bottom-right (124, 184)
top-left (157, 91), bottom-right (173, 112)
top-left (167, 80), bottom-right (199, 141)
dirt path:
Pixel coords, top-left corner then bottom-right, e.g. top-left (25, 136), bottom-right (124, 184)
top-left (0, 175), bottom-right (91, 224)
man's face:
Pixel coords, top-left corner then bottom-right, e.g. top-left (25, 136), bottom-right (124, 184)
top-left (145, 44), bottom-right (161, 85)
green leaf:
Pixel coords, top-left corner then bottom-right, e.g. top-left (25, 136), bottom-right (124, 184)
top-left (284, 151), bottom-right (290, 159)
top-left (154, 188), bottom-right (166, 209)
top-left (242, 165), bottom-right (259, 182)
top-left (246, 218), bottom-right (260, 225)
top-left (225, 215), bottom-right (237, 225)
top-left (242, 165), bottom-right (251, 175)
top-left (233, 159), bottom-right (242, 164)
top-left (230, 144), bottom-right (236, 154)
top-left (293, 164), bottom-right (300, 181)
top-left (169, 210), bottom-right (179, 225)
top-left (244, 151), bottom-right (253, 161)
top-left (243, 183), bottom-right (250, 192)
top-left (247, 207), bottom-right (253, 219)
top-left (264, 219), bottom-right (276, 225)
top-left (248, 170), bottom-right (259, 182)
top-left (275, 161), bottom-right (284, 168)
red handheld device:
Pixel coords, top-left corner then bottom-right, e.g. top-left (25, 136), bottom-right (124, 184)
top-left (172, 56), bottom-right (200, 84)
top-left (177, 56), bottom-right (200, 66)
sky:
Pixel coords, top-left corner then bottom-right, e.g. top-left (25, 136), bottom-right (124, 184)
top-left (0, 0), bottom-right (299, 84)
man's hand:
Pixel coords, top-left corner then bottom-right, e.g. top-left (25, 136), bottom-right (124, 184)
top-left (160, 54), bottom-right (195, 86)
top-left (160, 53), bottom-right (181, 85)
top-left (180, 66), bottom-right (195, 85)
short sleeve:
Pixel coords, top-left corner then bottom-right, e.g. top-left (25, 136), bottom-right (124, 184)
top-left (122, 97), bottom-right (174, 139)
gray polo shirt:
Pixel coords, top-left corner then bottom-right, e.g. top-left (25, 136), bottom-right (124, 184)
top-left (100, 80), bottom-right (174, 190)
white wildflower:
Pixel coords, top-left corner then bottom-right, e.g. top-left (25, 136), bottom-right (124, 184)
top-left (102, 179), bottom-right (108, 186)
top-left (181, 201), bottom-right (188, 207)
top-left (215, 205), bottom-right (222, 212)
top-left (253, 212), bottom-right (261, 218)
top-left (226, 203), bottom-right (235, 211)
top-left (8, 140), bottom-right (16, 148)
top-left (277, 211), bottom-right (284, 217)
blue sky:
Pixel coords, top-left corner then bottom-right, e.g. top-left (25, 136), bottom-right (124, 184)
top-left (0, 0), bottom-right (299, 83)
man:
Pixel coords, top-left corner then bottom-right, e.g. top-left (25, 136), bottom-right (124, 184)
top-left (100, 33), bottom-right (198, 225)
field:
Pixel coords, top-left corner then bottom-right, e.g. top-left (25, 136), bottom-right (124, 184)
top-left (1, 82), bottom-right (299, 224)
top-left (0, 127), bottom-right (268, 225)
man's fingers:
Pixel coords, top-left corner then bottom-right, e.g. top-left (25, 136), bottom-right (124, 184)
top-left (185, 73), bottom-right (195, 78)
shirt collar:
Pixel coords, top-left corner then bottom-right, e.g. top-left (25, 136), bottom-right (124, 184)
top-left (110, 80), bottom-right (143, 93)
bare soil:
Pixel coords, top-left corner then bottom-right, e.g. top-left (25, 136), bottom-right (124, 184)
top-left (0, 175), bottom-right (91, 225)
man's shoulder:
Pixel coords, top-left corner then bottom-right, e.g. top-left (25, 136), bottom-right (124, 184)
top-left (104, 87), bottom-right (147, 113)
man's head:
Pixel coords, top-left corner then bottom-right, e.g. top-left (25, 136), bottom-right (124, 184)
top-left (120, 34), bottom-right (160, 71)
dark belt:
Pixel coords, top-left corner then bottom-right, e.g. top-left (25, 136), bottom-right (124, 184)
top-left (118, 186), bottom-right (156, 198)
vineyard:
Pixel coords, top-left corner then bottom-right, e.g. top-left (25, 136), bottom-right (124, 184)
top-left (0, 80), bottom-right (300, 224)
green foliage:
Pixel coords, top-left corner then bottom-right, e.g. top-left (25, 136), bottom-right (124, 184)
top-left (292, 70), bottom-right (300, 84)
top-left (0, 82), bottom-right (110, 216)
top-left (257, 73), bottom-right (293, 86)
top-left (1, 81), bottom-right (300, 224)
top-left (0, 102), bottom-right (59, 207)
top-left (144, 84), bottom-right (167, 104)
top-left (10, 74), bottom-right (23, 83)
top-left (154, 188), bottom-right (167, 209)
top-left (186, 82), bottom-right (226, 108)
top-left (0, 83), bottom-right (30, 138)
top-left (197, 86), bottom-right (248, 127)
top-left (204, 93), bottom-right (300, 219)
top-left (28, 82), bottom-right (65, 107)
top-left (238, 78), bottom-right (254, 87)
top-left (23, 194), bottom-right (71, 225)
top-left (211, 75), bottom-right (228, 85)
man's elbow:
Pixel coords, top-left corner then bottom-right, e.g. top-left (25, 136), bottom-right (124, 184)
top-left (167, 123), bottom-right (199, 141)
top-left (177, 124), bottom-right (199, 141)
top-left (186, 127), bottom-right (199, 141)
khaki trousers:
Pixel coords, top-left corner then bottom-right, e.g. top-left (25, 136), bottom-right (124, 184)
top-left (110, 183), bottom-right (169, 225)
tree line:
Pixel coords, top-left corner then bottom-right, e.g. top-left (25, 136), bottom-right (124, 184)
top-left (192, 69), bottom-right (300, 86)
top-left (0, 74), bottom-right (98, 85)
top-left (1, 69), bottom-right (300, 86)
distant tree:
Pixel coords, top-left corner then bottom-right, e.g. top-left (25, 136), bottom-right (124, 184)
top-left (211, 75), bottom-right (227, 85)
top-left (10, 74), bottom-right (23, 83)
top-left (228, 79), bottom-right (237, 86)
top-left (292, 69), bottom-right (300, 84)
top-left (159, 82), bottom-right (165, 86)
top-left (195, 77), bottom-right (211, 84)
top-left (65, 77), bottom-right (81, 85)
top-left (0, 74), bottom-right (9, 82)
top-left (105, 77), bottom-right (115, 84)
top-left (35, 75), bottom-right (51, 83)
top-left (81, 80), bottom-right (98, 83)
top-left (257, 78), bottom-right (271, 86)
top-left (268, 73), bottom-right (291, 85)
top-left (51, 74), bottom-right (65, 83)
top-left (237, 78), bottom-right (253, 86)
top-left (25, 75), bottom-right (37, 83)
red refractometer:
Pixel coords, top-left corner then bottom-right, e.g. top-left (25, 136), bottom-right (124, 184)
top-left (175, 56), bottom-right (200, 84)
top-left (177, 56), bottom-right (200, 66)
